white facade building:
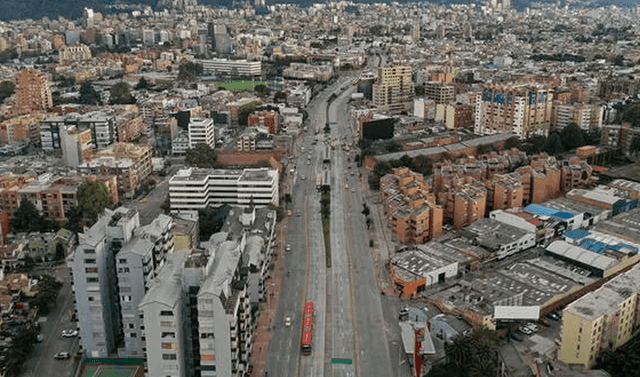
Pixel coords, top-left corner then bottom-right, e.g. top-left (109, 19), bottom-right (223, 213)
top-left (199, 59), bottom-right (262, 77)
top-left (188, 118), bottom-right (215, 149)
top-left (169, 168), bottom-right (279, 210)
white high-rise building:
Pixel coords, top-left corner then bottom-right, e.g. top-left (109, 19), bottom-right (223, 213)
top-left (188, 118), bottom-right (215, 149)
top-left (71, 209), bottom-right (174, 358)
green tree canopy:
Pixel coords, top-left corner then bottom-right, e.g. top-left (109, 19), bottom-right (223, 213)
top-left (0, 80), bottom-right (15, 103)
top-left (504, 136), bottom-right (521, 150)
top-left (11, 196), bottom-right (43, 233)
top-left (560, 123), bottom-right (586, 150)
top-left (77, 180), bottom-right (111, 221)
top-left (78, 82), bottom-right (101, 105)
top-left (185, 143), bottom-right (218, 168)
top-left (134, 77), bottom-right (151, 90)
top-left (621, 103), bottom-right (640, 127)
top-left (544, 132), bottom-right (565, 155)
top-left (109, 82), bottom-right (136, 105)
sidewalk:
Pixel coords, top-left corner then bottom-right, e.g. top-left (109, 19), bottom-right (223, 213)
top-left (358, 171), bottom-right (398, 297)
top-left (250, 219), bottom-right (287, 377)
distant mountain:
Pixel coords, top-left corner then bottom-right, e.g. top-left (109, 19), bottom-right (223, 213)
top-left (0, 0), bottom-right (639, 22)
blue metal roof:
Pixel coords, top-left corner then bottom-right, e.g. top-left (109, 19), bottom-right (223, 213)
top-left (554, 211), bottom-right (575, 219)
top-left (525, 204), bottom-right (559, 217)
top-left (525, 204), bottom-right (575, 219)
top-left (565, 229), bottom-right (590, 240)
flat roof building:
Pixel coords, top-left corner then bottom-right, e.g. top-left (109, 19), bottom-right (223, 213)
top-left (169, 167), bottom-right (279, 211)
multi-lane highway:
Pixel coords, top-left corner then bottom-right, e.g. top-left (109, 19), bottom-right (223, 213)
top-left (265, 74), bottom-right (411, 377)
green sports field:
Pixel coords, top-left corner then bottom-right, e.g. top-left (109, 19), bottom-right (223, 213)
top-left (215, 80), bottom-right (267, 92)
top-left (81, 365), bottom-right (139, 377)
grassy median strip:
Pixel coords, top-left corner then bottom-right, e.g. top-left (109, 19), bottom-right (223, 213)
top-left (321, 190), bottom-right (331, 268)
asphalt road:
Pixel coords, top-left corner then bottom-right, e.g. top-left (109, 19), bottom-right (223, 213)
top-left (20, 266), bottom-right (79, 377)
top-left (265, 72), bottom-right (411, 377)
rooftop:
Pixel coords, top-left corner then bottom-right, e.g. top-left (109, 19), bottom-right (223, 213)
top-left (138, 249), bottom-right (190, 309)
top-left (566, 263), bottom-right (640, 320)
top-left (546, 240), bottom-right (617, 272)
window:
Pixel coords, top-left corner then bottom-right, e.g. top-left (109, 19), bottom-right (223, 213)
top-left (84, 249), bottom-right (95, 254)
top-left (129, 324), bottom-right (135, 329)
top-left (162, 354), bottom-right (177, 360)
top-left (160, 310), bottom-right (174, 316)
top-left (84, 259), bottom-right (96, 264)
top-left (85, 267), bottom-right (98, 274)
top-left (161, 332), bottom-right (176, 338)
top-left (119, 259), bottom-right (127, 264)
top-left (87, 277), bottom-right (99, 283)
top-left (120, 286), bottom-right (132, 293)
top-left (118, 267), bottom-right (130, 273)
top-left (130, 333), bottom-right (137, 338)
top-left (160, 321), bottom-right (173, 327)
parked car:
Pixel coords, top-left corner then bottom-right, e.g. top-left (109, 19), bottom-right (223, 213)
top-left (510, 332), bottom-right (524, 342)
top-left (285, 244), bottom-right (291, 252)
top-left (61, 329), bottom-right (78, 338)
top-left (525, 323), bottom-right (539, 332)
top-left (546, 312), bottom-right (560, 321)
top-left (53, 352), bottom-right (70, 360)
top-left (519, 326), bottom-right (533, 335)
top-left (285, 317), bottom-right (292, 327)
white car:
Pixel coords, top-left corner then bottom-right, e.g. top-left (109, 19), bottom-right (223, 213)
top-left (61, 329), bottom-right (78, 338)
top-left (285, 317), bottom-right (292, 327)
top-left (518, 326), bottom-right (533, 335)
top-left (53, 352), bottom-right (70, 360)
top-left (525, 323), bottom-right (539, 332)
top-left (285, 244), bottom-right (291, 252)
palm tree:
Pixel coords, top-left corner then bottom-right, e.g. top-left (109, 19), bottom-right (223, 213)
top-left (445, 335), bottom-right (472, 369)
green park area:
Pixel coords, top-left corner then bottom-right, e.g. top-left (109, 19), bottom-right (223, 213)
top-left (215, 80), bottom-right (267, 92)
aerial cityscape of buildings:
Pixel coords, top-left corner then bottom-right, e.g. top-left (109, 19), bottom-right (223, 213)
top-left (1, 0), bottom-right (640, 376)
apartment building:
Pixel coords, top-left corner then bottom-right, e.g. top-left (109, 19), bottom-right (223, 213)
top-left (58, 43), bottom-right (92, 64)
top-left (40, 112), bottom-right (117, 151)
top-left (485, 173), bottom-right (524, 212)
top-left (71, 208), bottom-right (173, 358)
top-left (139, 207), bottom-right (275, 377)
top-left (425, 81), bottom-right (455, 105)
top-left (188, 118), bottom-right (215, 149)
top-left (600, 123), bottom-right (640, 154)
top-left (116, 113), bottom-right (145, 143)
top-left (0, 114), bottom-right (46, 145)
top-left (558, 263), bottom-right (640, 368)
top-left (197, 241), bottom-right (252, 377)
top-left (439, 181), bottom-right (487, 229)
top-left (373, 65), bottom-right (414, 114)
top-left (380, 167), bottom-right (443, 244)
top-left (169, 167), bottom-right (279, 211)
top-left (117, 214), bottom-right (174, 358)
top-left (474, 83), bottom-right (553, 139)
top-left (237, 129), bottom-right (257, 152)
top-left (199, 59), bottom-right (262, 78)
top-left (560, 157), bottom-right (593, 192)
top-left (14, 68), bottom-right (52, 114)
top-left (138, 250), bottom-right (191, 377)
top-left (553, 103), bottom-right (603, 131)
top-left (72, 208), bottom-right (138, 358)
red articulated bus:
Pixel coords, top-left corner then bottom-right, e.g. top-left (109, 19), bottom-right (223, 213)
top-left (301, 301), bottom-right (314, 355)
